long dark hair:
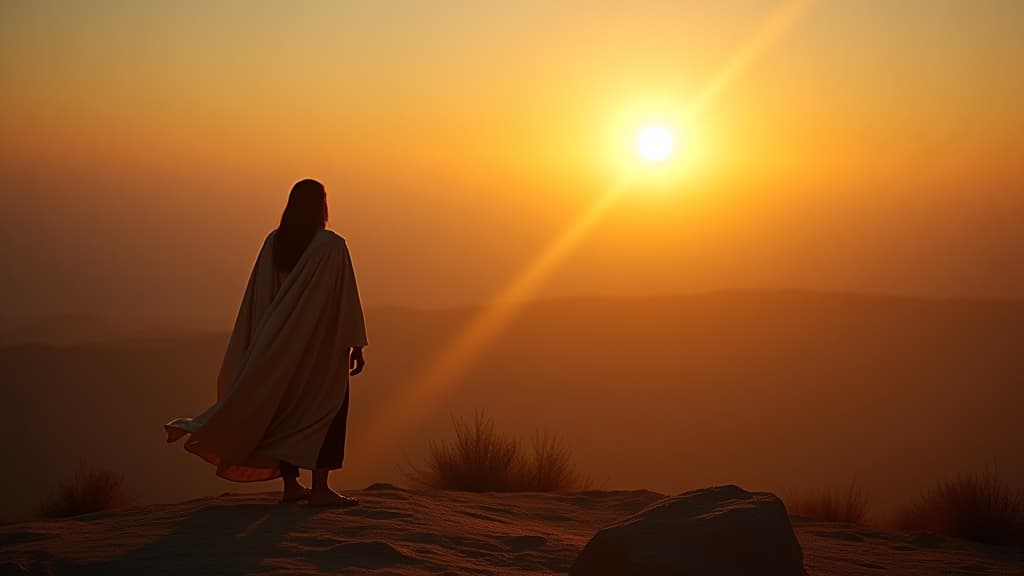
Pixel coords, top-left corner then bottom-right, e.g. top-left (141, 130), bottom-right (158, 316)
top-left (273, 179), bottom-right (328, 274)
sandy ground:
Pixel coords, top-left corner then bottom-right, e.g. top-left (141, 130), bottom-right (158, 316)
top-left (1, 485), bottom-right (1021, 575)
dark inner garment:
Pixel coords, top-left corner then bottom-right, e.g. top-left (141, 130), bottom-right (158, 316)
top-left (279, 387), bottom-right (350, 477)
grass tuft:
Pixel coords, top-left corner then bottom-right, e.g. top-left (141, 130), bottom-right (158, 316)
top-left (408, 412), bottom-right (587, 492)
top-left (893, 469), bottom-right (1023, 546)
top-left (40, 467), bottom-right (126, 518)
top-left (786, 482), bottom-right (870, 524)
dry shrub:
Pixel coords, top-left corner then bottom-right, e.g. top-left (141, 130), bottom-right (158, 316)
top-left (40, 467), bottom-right (126, 518)
top-left (787, 482), bottom-right (869, 524)
top-left (409, 412), bottom-right (587, 492)
top-left (894, 470), bottom-right (1023, 546)
top-left (413, 412), bottom-right (522, 492)
top-left (521, 432), bottom-right (586, 492)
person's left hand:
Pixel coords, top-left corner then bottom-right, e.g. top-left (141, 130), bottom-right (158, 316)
top-left (349, 347), bottom-right (365, 376)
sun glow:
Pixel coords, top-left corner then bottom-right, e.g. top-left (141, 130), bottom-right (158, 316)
top-left (635, 124), bottom-right (675, 163)
top-left (603, 105), bottom-right (696, 182)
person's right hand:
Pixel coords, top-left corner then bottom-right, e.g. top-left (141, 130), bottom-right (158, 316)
top-left (349, 347), bottom-right (365, 376)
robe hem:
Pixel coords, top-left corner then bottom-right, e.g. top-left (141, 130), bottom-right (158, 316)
top-left (166, 424), bottom-right (344, 482)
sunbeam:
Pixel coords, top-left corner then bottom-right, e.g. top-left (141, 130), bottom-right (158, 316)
top-left (361, 0), bottom-right (818, 467)
top-left (686, 0), bottom-right (815, 120)
top-left (362, 178), bottom-right (630, 456)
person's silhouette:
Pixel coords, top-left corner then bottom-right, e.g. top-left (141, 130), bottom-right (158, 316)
top-left (165, 178), bottom-right (368, 507)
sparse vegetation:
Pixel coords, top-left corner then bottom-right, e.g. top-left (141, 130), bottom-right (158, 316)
top-left (786, 482), bottom-right (870, 524)
top-left (893, 469), bottom-right (1023, 546)
top-left (40, 467), bottom-right (126, 518)
top-left (522, 431), bottom-right (585, 492)
top-left (408, 412), bottom-right (588, 492)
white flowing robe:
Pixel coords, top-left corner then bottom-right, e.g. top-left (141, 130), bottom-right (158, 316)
top-left (165, 228), bottom-right (368, 481)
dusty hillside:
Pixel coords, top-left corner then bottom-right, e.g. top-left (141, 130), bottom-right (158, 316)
top-left (1, 487), bottom-right (1021, 575)
top-left (1, 291), bottom-right (1021, 520)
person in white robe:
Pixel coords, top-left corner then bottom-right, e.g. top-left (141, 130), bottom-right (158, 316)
top-left (165, 179), bottom-right (368, 506)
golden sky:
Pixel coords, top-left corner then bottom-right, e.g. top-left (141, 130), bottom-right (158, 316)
top-left (1, 1), bottom-right (1022, 327)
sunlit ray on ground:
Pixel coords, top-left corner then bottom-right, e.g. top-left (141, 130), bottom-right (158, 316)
top-left (360, 0), bottom-right (817, 468)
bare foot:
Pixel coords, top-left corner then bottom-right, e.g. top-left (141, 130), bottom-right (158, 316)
top-left (309, 488), bottom-right (360, 507)
top-left (281, 481), bottom-right (311, 503)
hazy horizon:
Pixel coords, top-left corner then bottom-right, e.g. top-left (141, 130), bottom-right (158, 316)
top-left (3, 291), bottom-right (1022, 522)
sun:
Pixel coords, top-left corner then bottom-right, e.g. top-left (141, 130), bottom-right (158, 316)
top-left (635, 124), bottom-right (675, 163)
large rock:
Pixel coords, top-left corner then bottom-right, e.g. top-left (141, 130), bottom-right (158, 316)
top-left (570, 485), bottom-right (806, 576)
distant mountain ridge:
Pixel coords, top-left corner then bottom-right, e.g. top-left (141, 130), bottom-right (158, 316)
top-left (0, 312), bottom-right (119, 347)
top-left (0, 312), bottom-right (200, 347)
top-left (4, 289), bottom-right (1020, 347)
